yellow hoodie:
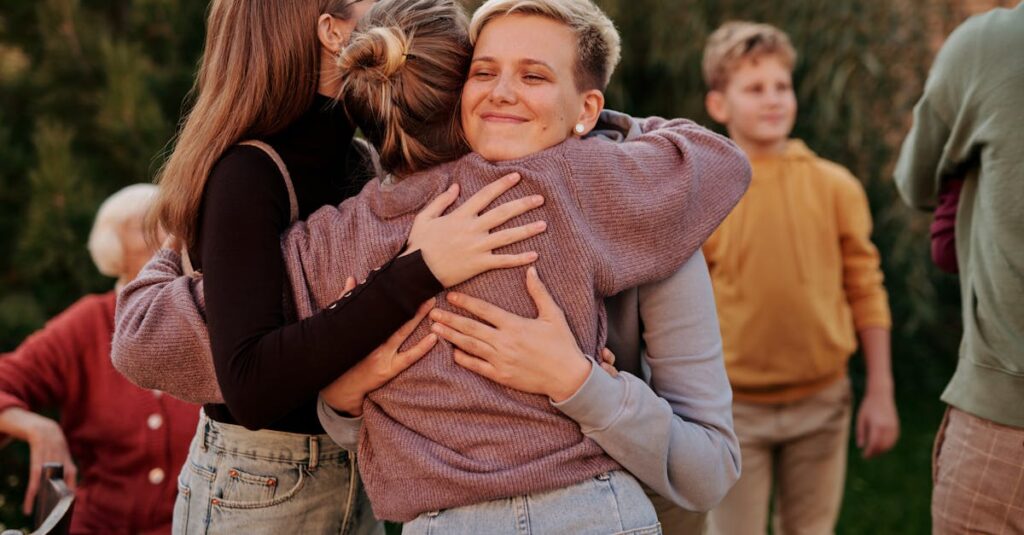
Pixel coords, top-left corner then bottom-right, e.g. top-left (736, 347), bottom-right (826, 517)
top-left (704, 140), bottom-right (891, 404)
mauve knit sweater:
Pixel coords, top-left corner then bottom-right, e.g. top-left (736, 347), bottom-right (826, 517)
top-left (282, 117), bottom-right (750, 521)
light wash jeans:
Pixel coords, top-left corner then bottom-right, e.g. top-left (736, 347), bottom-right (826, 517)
top-left (402, 470), bottom-right (661, 535)
top-left (172, 411), bottom-right (382, 535)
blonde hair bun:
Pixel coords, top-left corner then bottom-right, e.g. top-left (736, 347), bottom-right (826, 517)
top-left (334, 0), bottom-right (472, 179)
top-left (340, 26), bottom-right (411, 81)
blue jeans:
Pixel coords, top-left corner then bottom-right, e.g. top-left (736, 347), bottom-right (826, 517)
top-left (402, 470), bottom-right (661, 535)
top-left (172, 411), bottom-right (381, 535)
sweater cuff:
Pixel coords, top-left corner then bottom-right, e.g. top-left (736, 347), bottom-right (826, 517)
top-left (389, 250), bottom-right (445, 300)
top-left (852, 299), bottom-right (893, 331)
top-left (317, 395), bottom-right (363, 451)
top-left (551, 360), bottom-right (628, 433)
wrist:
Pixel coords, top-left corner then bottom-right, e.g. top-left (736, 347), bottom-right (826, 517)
top-left (326, 390), bottom-right (365, 417)
top-left (548, 355), bottom-right (592, 403)
top-left (1, 409), bottom-right (56, 442)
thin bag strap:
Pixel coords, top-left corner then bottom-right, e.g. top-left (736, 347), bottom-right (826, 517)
top-left (239, 140), bottom-right (299, 224)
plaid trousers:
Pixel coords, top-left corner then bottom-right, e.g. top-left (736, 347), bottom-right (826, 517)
top-left (932, 407), bottom-right (1024, 534)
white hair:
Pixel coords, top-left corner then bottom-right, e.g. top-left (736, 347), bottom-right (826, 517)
top-left (87, 184), bottom-right (158, 277)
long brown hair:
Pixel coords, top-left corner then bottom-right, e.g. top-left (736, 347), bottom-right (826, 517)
top-left (148, 0), bottom-right (361, 247)
top-left (338, 0), bottom-right (471, 179)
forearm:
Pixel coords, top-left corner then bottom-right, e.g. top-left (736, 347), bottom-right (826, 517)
top-left (209, 251), bottom-right (441, 429)
top-left (112, 249), bottom-right (222, 404)
top-left (0, 407), bottom-right (52, 443)
top-left (553, 366), bottom-right (738, 511)
top-left (859, 327), bottom-right (894, 396)
top-left (576, 119), bottom-right (750, 295)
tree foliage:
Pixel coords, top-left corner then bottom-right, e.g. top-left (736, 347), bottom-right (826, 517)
top-left (1, 0), bottom-right (970, 530)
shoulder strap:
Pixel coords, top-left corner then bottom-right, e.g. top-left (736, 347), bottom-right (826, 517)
top-left (239, 140), bottom-right (299, 224)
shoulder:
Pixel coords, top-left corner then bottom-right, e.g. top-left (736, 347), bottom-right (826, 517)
top-left (65, 292), bottom-right (116, 319)
top-left (202, 144), bottom-right (291, 224)
top-left (42, 292), bottom-right (116, 334)
top-left (800, 146), bottom-right (865, 196)
top-left (206, 145), bottom-right (288, 200)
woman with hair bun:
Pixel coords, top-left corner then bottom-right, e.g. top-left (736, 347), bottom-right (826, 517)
top-left (286, 0), bottom-right (748, 531)
top-left (113, 0), bottom-right (546, 533)
top-left (119, 0), bottom-right (746, 531)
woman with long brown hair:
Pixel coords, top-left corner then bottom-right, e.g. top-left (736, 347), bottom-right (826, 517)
top-left (121, 0), bottom-right (546, 532)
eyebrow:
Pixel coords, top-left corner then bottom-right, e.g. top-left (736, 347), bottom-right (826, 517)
top-left (471, 56), bottom-right (556, 71)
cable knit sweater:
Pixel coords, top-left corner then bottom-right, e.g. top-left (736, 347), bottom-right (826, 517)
top-left (283, 117), bottom-right (750, 521)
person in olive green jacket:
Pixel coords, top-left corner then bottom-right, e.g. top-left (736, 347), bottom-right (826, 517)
top-left (894, 5), bottom-right (1024, 534)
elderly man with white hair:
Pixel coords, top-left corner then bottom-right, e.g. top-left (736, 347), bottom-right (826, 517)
top-left (0, 184), bottom-right (198, 535)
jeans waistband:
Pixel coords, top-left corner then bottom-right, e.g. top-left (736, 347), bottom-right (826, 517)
top-left (197, 410), bottom-right (346, 470)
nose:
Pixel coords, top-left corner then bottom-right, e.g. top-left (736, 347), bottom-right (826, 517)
top-left (488, 73), bottom-right (517, 105)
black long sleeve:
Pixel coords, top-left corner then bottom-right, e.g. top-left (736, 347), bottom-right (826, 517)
top-left (194, 98), bottom-right (442, 433)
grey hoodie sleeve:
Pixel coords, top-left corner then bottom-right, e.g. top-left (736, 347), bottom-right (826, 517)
top-left (317, 395), bottom-right (362, 451)
top-left (552, 251), bottom-right (740, 511)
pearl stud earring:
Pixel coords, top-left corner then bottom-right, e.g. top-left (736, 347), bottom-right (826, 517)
top-left (574, 123), bottom-right (586, 135)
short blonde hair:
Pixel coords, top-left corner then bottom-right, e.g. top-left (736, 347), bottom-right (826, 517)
top-left (88, 184), bottom-right (157, 277)
top-left (703, 21), bottom-right (796, 91)
top-left (469, 0), bottom-right (621, 90)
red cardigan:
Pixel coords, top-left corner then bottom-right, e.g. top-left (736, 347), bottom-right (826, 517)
top-left (0, 292), bottom-right (198, 534)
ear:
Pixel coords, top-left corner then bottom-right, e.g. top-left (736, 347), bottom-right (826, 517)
top-left (318, 14), bottom-right (351, 54)
top-left (574, 90), bottom-right (606, 135)
top-left (705, 90), bottom-right (729, 124)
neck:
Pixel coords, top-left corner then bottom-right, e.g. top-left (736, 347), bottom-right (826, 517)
top-left (730, 134), bottom-right (787, 160)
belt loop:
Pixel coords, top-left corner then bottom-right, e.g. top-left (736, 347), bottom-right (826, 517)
top-left (308, 436), bottom-right (319, 471)
top-left (200, 417), bottom-right (210, 453)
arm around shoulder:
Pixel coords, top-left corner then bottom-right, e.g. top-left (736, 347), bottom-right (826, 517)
top-left (113, 248), bottom-right (223, 404)
top-left (568, 116), bottom-right (751, 295)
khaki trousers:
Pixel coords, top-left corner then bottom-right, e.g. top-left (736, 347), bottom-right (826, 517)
top-left (932, 407), bottom-right (1024, 534)
top-left (643, 484), bottom-right (707, 535)
top-left (707, 377), bottom-right (851, 535)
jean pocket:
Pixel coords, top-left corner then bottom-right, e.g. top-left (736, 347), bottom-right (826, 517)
top-left (213, 464), bottom-right (307, 510)
top-left (172, 479), bottom-right (191, 535)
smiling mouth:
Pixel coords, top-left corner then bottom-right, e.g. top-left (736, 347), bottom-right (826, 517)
top-left (480, 113), bottom-right (528, 123)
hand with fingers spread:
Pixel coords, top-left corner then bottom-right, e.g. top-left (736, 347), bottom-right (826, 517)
top-left (322, 297), bottom-right (438, 417)
top-left (429, 266), bottom-right (593, 402)
top-left (404, 172), bottom-right (547, 288)
top-left (0, 408), bottom-right (78, 515)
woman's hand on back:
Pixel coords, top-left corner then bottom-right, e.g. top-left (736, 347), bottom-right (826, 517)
top-left (404, 173), bottom-right (547, 288)
top-left (428, 266), bottom-right (593, 402)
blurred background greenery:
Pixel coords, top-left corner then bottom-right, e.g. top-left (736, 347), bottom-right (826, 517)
top-left (0, 0), bottom-right (1015, 532)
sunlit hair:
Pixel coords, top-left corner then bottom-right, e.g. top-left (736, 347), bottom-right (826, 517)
top-left (89, 184), bottom-right (158, 277)
top-left (703, 21), bottom-right (797, 91)
top-left (468, 0), bottom-right (621, 91)
top-left (338, 0), bottom-right (472, 178)
top-left (148, 0), bottom-right (362, 247)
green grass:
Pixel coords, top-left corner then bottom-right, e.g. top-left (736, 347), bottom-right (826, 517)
top-left (837, 394), bottom-right (944, 534)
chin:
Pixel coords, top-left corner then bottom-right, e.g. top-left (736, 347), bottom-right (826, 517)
top-left (475, 143), bottom-right (527, 162)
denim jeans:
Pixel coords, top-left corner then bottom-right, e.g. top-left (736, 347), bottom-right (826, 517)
top-left (402, 470), bottom-right (661, 535)
top-left (172, 411), bottom-right (382, 535)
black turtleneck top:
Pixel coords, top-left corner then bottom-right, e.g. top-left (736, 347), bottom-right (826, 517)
top-left (193, 95), bottom-right (442, 434)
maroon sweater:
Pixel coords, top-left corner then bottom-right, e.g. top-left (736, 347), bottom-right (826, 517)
top-left (0, 293), bottom-right (198, 534)
top-left (283, 117), bottom-right (751, 521)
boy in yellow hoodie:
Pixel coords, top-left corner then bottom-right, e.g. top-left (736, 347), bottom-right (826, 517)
top-left (701, 22), bottom-right (899, 535)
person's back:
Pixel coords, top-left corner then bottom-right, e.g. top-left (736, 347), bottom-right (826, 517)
top-left (700, 21), bottom-right (899, 535)
top-left (285, 119), bottom-right (748, 521)
top-left (895, 4), bottom-right (1024, 427)
top-left (894, 5), bottom-right (1024, 533)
